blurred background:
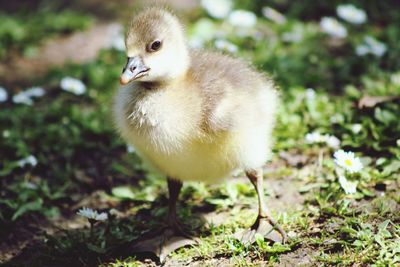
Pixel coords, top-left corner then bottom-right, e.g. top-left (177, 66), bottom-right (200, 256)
top-left (0, 0), bottom-right (399, 266)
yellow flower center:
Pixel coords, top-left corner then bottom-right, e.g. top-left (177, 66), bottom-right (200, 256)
top-left (344, 159), bottom-right (353, 166)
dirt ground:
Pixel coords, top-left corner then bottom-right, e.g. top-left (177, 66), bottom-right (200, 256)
top-left (0, 171), bottom-right (308, 266)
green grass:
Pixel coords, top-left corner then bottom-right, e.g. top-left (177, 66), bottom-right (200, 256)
top-left (0, 9), bottom-right (93, 60)
top-left (0, 1), bottom-right (399, 266)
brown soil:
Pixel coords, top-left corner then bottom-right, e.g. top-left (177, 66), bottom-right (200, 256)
top-left (0, 23), bottom-right (123, 86)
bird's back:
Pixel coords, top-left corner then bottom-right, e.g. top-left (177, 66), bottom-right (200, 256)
top-left (187, 49), bottom-right (278, 134)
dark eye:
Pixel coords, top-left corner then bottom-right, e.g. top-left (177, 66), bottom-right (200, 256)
top-left (149, 40), bottom-right (162, 52)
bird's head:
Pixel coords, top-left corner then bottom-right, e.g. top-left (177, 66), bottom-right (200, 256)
top-left (120, 8), bottom-right (189, 85)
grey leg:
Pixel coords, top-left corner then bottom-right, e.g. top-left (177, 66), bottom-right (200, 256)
top-left (243, 168), bottom-right (287, 243)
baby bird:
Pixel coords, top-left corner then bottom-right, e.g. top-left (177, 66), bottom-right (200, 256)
top-left (113, 7), bottom-right (286, 260)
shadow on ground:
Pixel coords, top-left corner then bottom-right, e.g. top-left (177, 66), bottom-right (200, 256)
top-left (1, 201), bottom-right (208, 267)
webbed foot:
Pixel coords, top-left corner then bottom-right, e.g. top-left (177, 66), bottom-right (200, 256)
top-left (234, 216), bottom-right (287, 245)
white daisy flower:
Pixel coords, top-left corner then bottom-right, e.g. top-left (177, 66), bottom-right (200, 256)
top-left (214, 39), bottom-right (238, 53)
top-left (13, 93), bottom-right (33, 105)
top-left (17, 155), bottom-right (38, 167)
top-left (351, 124), bottom-right (362, 134)
top-left (320, 17), bottom-right (347, 38)
top-left (201, 0), bottom-right (232, 19)
top-left (12, 87), bottom-right (45, 105)
top-left (390, 72), bottom-right (400, 86)
top-left (3, 130), bottom-right (10, 138)
top-left (24, 181), bottom-right (38, 190)
top-left (191, 18), bottom-right (216, 42)
top-left (305, 132), bottom-right (341, 149)
top-left (355, 44), bottom-right (369, 56)
top-left (0, 86), bottom-right (8, 102)
top-left (305, 88), bottom-right (316, 101)
top-left (228, 10), bottom-right (257, 28)
top-left (262, 7), bottom-right (286, 24)
top-left (330, 114), bottom-right (343, 124)
top-left (338, 175), bottom-right (358, 194)
top-left (77, 207), bottom-right (108, 221)
top-left (24, 87), bottom-right (45, 98)
top-left (60, 77), bottom-right (87, 95)
top-left (334, 150), bottom-right (363, 173)
top-left (127, 144), bottom-right (135, 153)
top-left (305, 132), bottom-right (325, 144)
top-left (326, 135), bottom-right (341, 149)
top-left (305, 132), bottom-right (323, 143)
top-left (356, 36), bottom-right (387, 57)
top-left (365, 36), bottom-right (387, 57)
top-left (365, 37), bottom-right (387, 57)
top-left (282, 26), bottom-right (303, 43)
top-left (337, 4), bottom-right (367, 25)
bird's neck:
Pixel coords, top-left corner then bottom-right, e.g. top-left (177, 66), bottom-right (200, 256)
top-left (138, 72), bottom-right (188, 90)
top-left (138, 81), bottom-right (166, 90)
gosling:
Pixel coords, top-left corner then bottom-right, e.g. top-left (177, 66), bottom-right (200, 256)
top-left (113, 7), bottom-right (286, 260)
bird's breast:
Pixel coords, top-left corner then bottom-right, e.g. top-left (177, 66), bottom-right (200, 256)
top-left (113, 85), bottom-right (240, 182)
top-left (114, 85), bottom-right (201, 154)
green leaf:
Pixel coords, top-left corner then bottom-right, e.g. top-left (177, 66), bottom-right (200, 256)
top-left (374, 235), bottom-right (386, 247)
top-left (254, 233), bottom-right (265, 246)
top-left (378, 220), bottom-right (390, 231)
top-left (298, 183), bottom-right (324, 193)
top-left (226, 182), bottom-right (238, 202)
top-left (86, 243), bottom-right (107, 254)
top-left (43, 207), bottom-right (60, 218)
top-left (382, 160), bottom-right (400, 176)
top-left (111, 186), bottom-right (136, 200)
top-left (266, 243), bottom-right (291, 253)
top-left (12, 199), bottom-right (43, 221)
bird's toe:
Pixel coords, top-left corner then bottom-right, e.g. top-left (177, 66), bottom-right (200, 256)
top-left (234, 218), bottom-right (286, 245)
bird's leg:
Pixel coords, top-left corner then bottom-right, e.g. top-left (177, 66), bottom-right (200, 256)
top-left (236, 168), bottom-right (287, 245)
top-left (129, 178), bottom-right (196, 263)
top-left (166, 178), bottom-right (191, 237)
